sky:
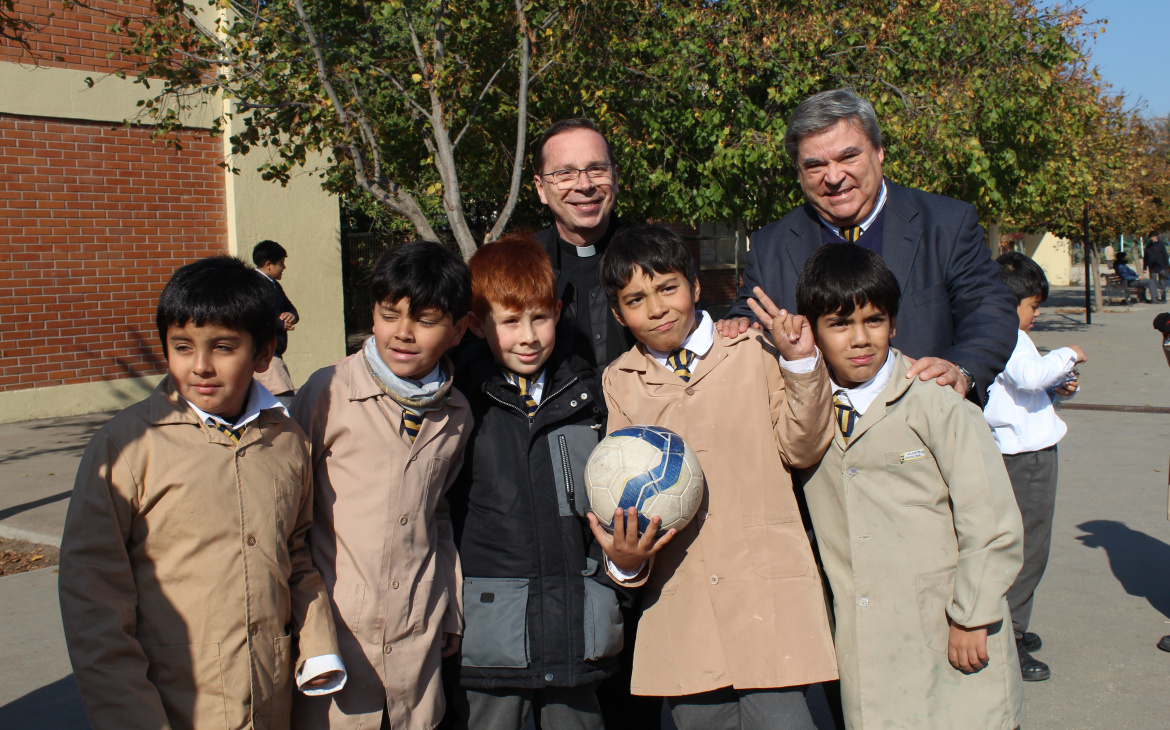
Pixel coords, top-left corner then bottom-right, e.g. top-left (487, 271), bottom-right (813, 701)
top-left (1066, 0), bottom-right (1170, 118)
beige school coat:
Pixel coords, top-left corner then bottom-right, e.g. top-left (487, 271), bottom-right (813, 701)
top-left (59, 378), bottom-right (340, 730)
top-left (801, 352), bottom-right (1024, 729)
top-left (603, 329), bottom-right (839, 696)
top-left (290, 353), bottom-right (470, 730)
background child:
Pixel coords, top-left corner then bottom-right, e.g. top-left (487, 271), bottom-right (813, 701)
top-left (59, 255), bottom-right (343, 730)
top-left (984, 251), bottom-right (1086, 682)
top-left (592, 225), bottom-right (837, 730)
top-left (291, 241), bottom-right (471, 730)
top-left (253, 239), bottom-right (299, 403)
top-left (447, 234), bottom-right (625, 729)
top-left (794, 243), bottom-right (1024, 729)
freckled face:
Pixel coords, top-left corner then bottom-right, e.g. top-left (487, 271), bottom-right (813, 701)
top-left (612, 269), bottom-right (701, 353)
top-left (814, 302), bottom-right (895, 389)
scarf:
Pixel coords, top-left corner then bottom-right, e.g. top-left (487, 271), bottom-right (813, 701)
top-left (361, 336), bottom-right (454, 415)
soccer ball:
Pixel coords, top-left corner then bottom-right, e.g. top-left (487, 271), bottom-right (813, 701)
top-left (585, 425), bottom-right (705, 533)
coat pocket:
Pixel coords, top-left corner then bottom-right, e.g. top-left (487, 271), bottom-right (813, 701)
top-left (460, 577), bottom-right (530, 668)
top-left (915, 568), bottom-right (957, 654)
top-left (547, 424), bottom-right (602, 517)
top-left (143, 642), bottom-right (228, 729)
top-left (884, 450), bottom-right (947, 507)
top-left (270, 634), bottom-right (293, 726)
top-left (742, 515), bottom-right (811, 579)
top-left (331, 581), bottom-right (366, 634)
top-left (274, 478), bottom-right (301, 535)
top-left (582, 571), bottom-right (624, 661)
top-left (911, 283), bottom-right (948, 307)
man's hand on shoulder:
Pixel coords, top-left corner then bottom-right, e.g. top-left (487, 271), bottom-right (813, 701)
top-left (714, 316), bottom-right (757, 339)
top-left (904, 356), bottom-right (968, 397)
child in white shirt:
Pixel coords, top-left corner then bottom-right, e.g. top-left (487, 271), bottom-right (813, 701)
top-left (984, 252), bottom-right (1086, 682)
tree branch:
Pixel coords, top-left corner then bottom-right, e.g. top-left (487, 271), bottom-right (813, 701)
top-left (486, 0), bottom-right (532, 243)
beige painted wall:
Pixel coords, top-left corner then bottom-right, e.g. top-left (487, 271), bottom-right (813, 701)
top-left (0, 60), bottom-right (344, 422)
top-left (1023, 232), bottom-right (1072, 286)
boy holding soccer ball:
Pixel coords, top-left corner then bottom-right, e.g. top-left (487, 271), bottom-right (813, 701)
top-left (444, 234), bottom-right (628, 729)
top-left (593, 224), bottom-right (837, 729)
top-left (794, 243), bottom-right (1024, 728)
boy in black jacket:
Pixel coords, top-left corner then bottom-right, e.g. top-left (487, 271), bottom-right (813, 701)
top-left (449, 233), bottom-right (625, 729)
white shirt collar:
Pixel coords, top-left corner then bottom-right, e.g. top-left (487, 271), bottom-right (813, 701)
top-left (830, 349), bottom-right (895, 416)
top-left (255, 269), bottom-right (274, 282)
top-left (817, 180), bottom-right (887, 237)
top-left (184, 380), bottom-right (288, 429)
top-left (647, 311), bottom-right (714, 366)
top-left (504, 369), bottom-right (547, 404)
top-left (413, 363), bottom-right (443, 387)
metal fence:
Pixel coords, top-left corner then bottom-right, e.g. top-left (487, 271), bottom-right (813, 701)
top-left (340, 231), bottom-right (407, 354)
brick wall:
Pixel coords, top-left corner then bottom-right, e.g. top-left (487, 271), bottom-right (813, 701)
top-left (0, 115), bottom-right (225, 392)
top-left (0, 0), bottom-right (151, 73)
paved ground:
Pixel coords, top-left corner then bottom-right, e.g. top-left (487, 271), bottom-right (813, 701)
top-left (2, 286), bottom-right (1168, 728)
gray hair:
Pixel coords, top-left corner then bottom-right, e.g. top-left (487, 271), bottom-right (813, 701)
top-left (783, 89), bottom-right (883, 162)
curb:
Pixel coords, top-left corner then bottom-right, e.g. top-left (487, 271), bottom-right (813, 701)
top-left (0, 524), bottom-right (61, 548)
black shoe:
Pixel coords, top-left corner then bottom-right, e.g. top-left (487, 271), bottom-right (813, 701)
top-left (1159, 635), bottom-right (1170, 652)
top-left (1017, 643), bottom-right (1051, 681)
top-left (1018, 632), bottom-right (1042, 653)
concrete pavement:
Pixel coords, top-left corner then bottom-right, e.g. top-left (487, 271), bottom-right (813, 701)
top-left (1, 286), bottom-right (1168, 728)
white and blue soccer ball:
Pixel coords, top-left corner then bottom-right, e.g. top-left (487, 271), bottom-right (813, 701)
top-left (585, 425), bottom-right (705, 533)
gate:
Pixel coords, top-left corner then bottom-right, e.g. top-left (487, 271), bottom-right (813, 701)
top-left (340, 231), bottom-right (406, 354)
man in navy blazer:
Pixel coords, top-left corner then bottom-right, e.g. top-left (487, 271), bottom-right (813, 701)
top-left (725, 90), bottom-right (1017, 404)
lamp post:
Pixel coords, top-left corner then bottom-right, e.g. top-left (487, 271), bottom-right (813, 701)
top-left (1084, 202), bottom-right (1091, 325)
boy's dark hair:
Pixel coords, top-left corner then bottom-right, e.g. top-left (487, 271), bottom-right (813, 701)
top-left (796, 243), bottom-right (901, 322)
top-left (156, 255), bottom-right (278, 355)
top-left (252, 239), bottom-right (287, 267)
top-left (599, 224), bottom-right (700, 311)
top-left (996, 252), bottom-right (1049, 304)
top-left (370, 240), bottom-right (471, 320)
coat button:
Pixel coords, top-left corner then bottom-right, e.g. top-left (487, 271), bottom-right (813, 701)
top-left (570, 400), bottom-right (578, 407)
top-left (709, 574), bottom-right (719, 585)
top-left (846, 468), bottom-right (859, 477)
top-left (399, 516), bottom-right (409, 525)
top-left (249, 623), bottom-right (259, 635)
top-left (594, 333), bottom-right (601, 340)
top-left (858, 597), bottom-right (870, 607)
top-left (384, 644), bottom-right (393, 654)
top-left (580, 393), bottom-right (588, 400)
top-left (391, 580), bottom-right (400, 589)
top-left (246, 535), bottom-right (257, 546)
top-left (684, 387), bottom-right (696, 396)
top-left (544, 673), bottom-right (554, 682)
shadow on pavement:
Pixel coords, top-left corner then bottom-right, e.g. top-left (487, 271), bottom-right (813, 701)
top-left (1076, 520), bottom-right (1170, 619)
top-left (0, 491), bottom-right (72, 522)
top-left (0, 674), bottom-right (91, 730)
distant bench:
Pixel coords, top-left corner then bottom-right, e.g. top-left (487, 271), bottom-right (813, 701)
top-left (1102, 273), bottom-right (1145, 304)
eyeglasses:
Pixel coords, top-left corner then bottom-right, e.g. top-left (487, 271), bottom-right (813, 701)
top-left (539, 164), bottom-right (615, 190)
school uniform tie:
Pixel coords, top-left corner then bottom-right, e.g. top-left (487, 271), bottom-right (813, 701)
top-left (667, 348), bottom-right (695, 382)
top-left (833, 392), bottom-right (859, 441)
top-left (401, 410), bottom-right (423, 443)
top-left (507, 372), bottom-right (540, 418)
top-left (208, 419), bottom-right (246, 443)
top-left (839, 225), bottom-right (862, 243)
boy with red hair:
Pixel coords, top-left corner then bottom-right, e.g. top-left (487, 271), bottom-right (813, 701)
top-left (447, 234), bottom-right (626, 729)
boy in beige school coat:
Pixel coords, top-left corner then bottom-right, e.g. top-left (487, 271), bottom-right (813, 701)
top-left (291, 241), bottom-right (472, 730)
top-left (794, 243), bottom-right (1025, 729)
top-left (590, 225), bottom-right (838, 730)
top-left (60, 256), bottom-right (344, 730)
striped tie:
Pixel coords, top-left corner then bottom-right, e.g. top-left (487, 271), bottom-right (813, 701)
top-left (833, 393), bottom-right (859, 441)
top-left (402, 410), bottom-right (423, 443)
top-left (208, 419), bottom-right (246, 443)
top-left (510, 373), bottom-right (539, 419)
top-left (839, 225), bottom-right (862, 243)
top-left (667, 348), bottom-right (695, 382)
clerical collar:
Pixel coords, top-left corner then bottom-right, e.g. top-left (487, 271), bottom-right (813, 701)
top-left (558, 239), bottom-right (597, 257)
top-left (816, 180), bottom-right (888, 236)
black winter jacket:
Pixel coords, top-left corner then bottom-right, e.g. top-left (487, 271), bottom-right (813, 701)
top-left (449, 347), bottom-right (628, 690)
